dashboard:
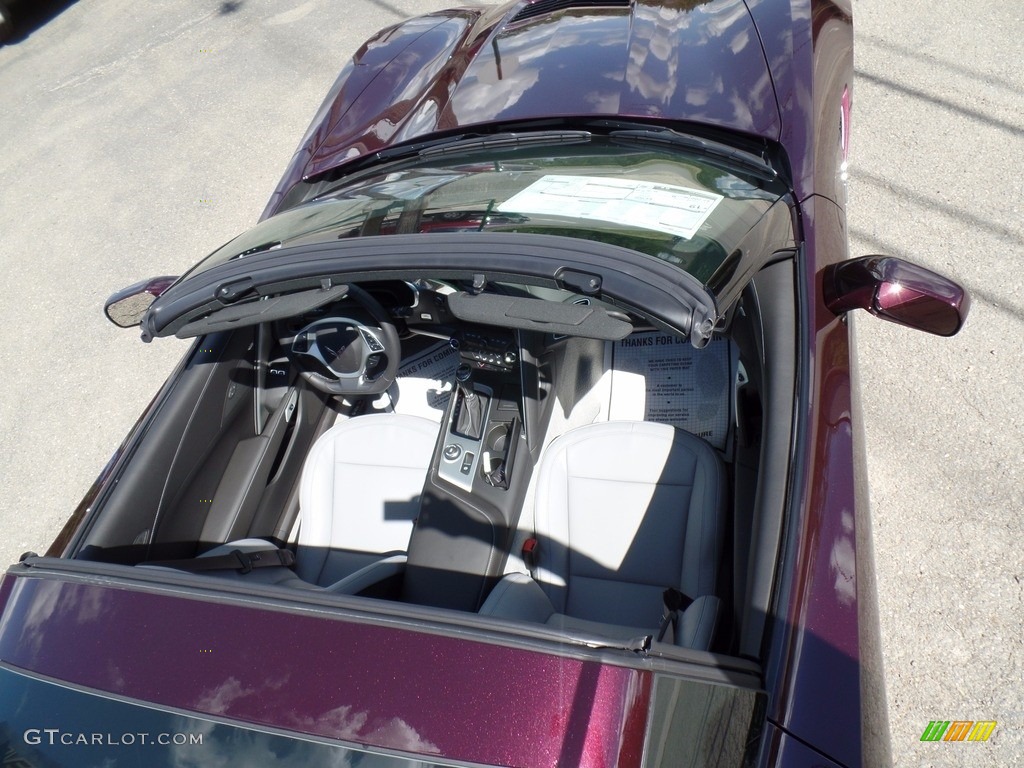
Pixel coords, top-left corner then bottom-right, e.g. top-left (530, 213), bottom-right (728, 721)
top-left (274, 279), bottom-right (524, 380)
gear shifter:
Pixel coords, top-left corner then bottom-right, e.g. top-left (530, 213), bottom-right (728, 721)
top-left (454, 363), bottom-right (484, 440)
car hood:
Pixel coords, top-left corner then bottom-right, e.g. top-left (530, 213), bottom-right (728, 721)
top-left (300, 0), bottom-right (782, 183)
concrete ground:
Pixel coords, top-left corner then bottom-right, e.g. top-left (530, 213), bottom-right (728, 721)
top-left (0, 0), bottom-right (1019, 765)
top-left (849, 0), bottom-right (1023, 764)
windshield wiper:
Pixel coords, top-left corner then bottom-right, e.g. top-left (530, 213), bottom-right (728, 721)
top-left (370, 130), bottom-right (592, 164)
top-left (416, 130), bottom-right (592, 158)
top-left (309, 130), bottom-right (593, 200)
top-left (608, 128), bottom-right (778, 184)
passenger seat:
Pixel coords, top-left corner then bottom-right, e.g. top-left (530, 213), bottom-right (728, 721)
top-left (480, 421), bottom-right (726, 650)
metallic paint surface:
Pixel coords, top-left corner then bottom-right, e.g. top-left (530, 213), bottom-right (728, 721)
top-left (744, 0), bottom-right (853, 203)
top-left (432, 1), bottom-right (780, 139)
top-left (760, 722), bottom-right (847, 767)
top-left (764, 191), bottom-right (879, 767)
top-left (823, 255), bottom-right (970, 336)
top-left (263, 0), bottom-right (783, 218)
top-left (739, 2), bottom-right (883, 765)
top-left (0, 574), bottom-right (650, 768)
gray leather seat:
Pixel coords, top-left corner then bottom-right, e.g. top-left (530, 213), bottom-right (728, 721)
top-left (480, 421), bottom-right (726, 650)
top-left (199, 413), bottom-right (437, 589)
top-left (295, 412), bottom-right (438, 585)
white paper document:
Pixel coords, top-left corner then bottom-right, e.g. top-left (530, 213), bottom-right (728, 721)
top-left (391, 342), bottom-right (460, 420)
top-left (610, 332), bottom-right (732, 449)
top-left (499, 175), bottom-right (723, 240)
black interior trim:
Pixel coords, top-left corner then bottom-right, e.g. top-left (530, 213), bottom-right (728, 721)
top-left (738, 258), bottom-right (797, 660)
top-left (448, 291), bottom-right (633, 340)
top-left (145, 233), bottom-right (715, 344)
top-left (175, 284), bottom-right (349, 338)
top-left (402, 359), bottom-right (534, 611)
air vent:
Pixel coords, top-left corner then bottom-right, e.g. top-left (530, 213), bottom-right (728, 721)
top-left (509, 0), bottom-right (631, 25)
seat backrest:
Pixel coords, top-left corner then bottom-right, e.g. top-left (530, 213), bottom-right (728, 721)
top-left (296, 413), bottom-right (438, 586)
top-left (532, 421), bottom-right (726, 630)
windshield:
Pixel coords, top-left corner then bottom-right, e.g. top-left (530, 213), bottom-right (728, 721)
top-left (183, 139), bottom-right (790, 288)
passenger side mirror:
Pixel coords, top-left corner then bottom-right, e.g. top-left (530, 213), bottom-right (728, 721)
top-left (104, 276), bottom-right (179, 328)
top-left (822, 256), bottom-right (970, 336)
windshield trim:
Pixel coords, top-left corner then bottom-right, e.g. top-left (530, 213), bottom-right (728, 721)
top-left (144, 232), bottom-right (719, 346)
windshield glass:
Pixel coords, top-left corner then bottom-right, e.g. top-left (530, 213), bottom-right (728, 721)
top-left (183, 139), bottom-right (790, 287)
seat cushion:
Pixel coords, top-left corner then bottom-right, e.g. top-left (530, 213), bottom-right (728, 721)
top-left (480, 571), bottom-right (722, 650)
top-left (295, 413), bottom-right (438, 586)
top-left (533, 421), bottom-right (726, 628)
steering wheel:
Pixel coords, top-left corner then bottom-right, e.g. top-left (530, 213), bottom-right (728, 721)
top-left (290, 284), bottom-right (401, 396)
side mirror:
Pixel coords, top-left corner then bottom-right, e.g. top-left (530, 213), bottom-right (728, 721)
top-left (822, 256), bottom-right (970, 337)
top-left (104, 276), bottom-right (178, 328)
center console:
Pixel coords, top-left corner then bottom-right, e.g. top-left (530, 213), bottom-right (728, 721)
top-left (438, 362), bottom-right (523, 494)
top-left (400, 327), bottom-right (538, 612)
top-left (438, 364), bottom-right (492, 491)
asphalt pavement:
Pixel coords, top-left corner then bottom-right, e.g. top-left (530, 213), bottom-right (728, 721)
top-left (848, 1), bottom-right (1023, 764)
top-left (0, 1), bottom-right (1020, 765)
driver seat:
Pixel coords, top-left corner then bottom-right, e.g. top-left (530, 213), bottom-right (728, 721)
top-left (199, 413), bottom-right (437, 588)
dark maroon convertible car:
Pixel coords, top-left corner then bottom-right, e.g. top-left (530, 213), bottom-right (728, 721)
top-left (0, 1), bottom-right (969, 766)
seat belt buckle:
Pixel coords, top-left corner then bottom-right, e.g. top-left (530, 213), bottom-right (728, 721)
top-left (231, 549), bottom-right (254, 575)
top-left (663, 587), bottom-right (692, 613)
top-left (276, 548), bottom-right (296, 568)
top-left (657, 588), bottom-right (694, 643)
top-left (521, 537), bottom-right (538, 572)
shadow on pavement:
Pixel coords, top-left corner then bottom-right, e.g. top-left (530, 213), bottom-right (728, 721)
top-left (1, 0), bottom-right (78, 45)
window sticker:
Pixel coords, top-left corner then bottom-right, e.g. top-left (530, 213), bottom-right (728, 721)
top-left (498, 175), bottom-right (723, 240)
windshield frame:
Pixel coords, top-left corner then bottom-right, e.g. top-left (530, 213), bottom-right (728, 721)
top-left (144, 232), bottom-right (721, 345)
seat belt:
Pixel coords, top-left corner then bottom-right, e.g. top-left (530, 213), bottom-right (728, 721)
top-left (656, 587), bottom-right (694, 643)
top-left (521, 536), bottom-right (539, 579)
top-left (144, 548), bottom-right (295, 574)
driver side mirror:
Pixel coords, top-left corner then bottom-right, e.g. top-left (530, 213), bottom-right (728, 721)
top-left (104, 276), bottom-right (179, 328)
top-left (822, 256), bottom-right (970, 336)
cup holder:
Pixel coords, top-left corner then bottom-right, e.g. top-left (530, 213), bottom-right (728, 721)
top-left (481, 417), bottom-right (521, 490)
top-left (485, 424), bottom-right (509, 454)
